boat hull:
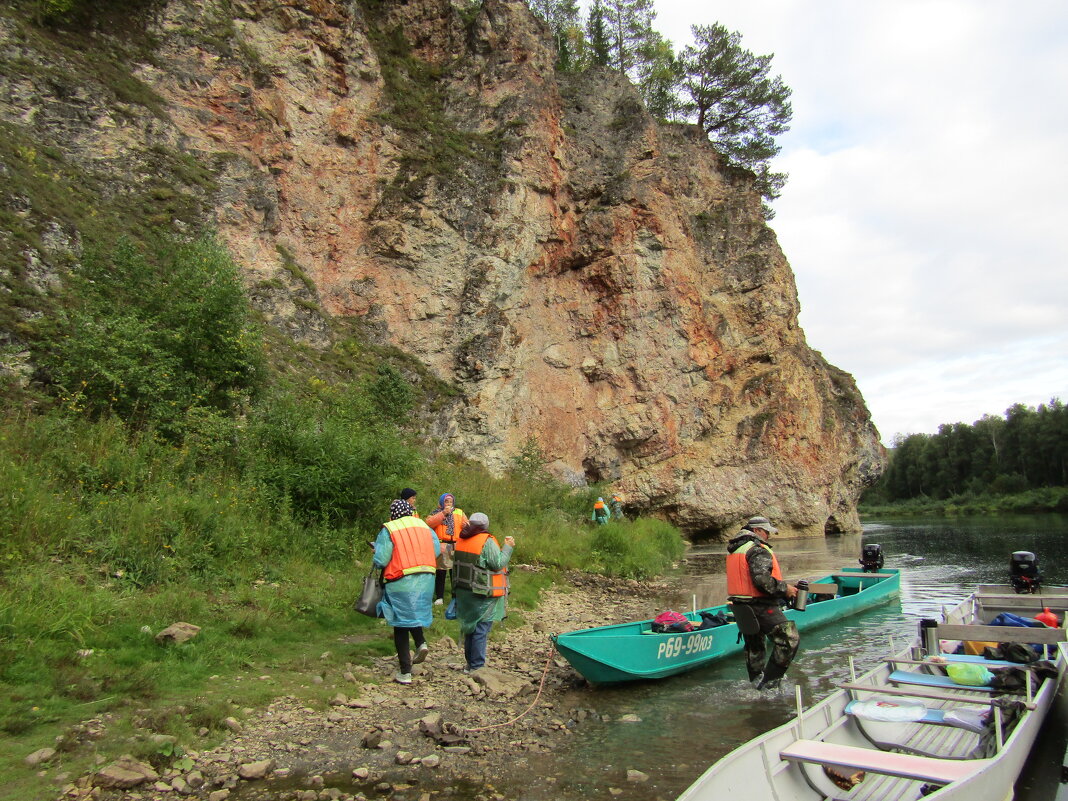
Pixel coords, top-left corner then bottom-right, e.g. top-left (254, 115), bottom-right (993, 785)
top-left (552, 568), bottom-right (901, 685)
top-left (675, 584), bottom-right (1068, 801)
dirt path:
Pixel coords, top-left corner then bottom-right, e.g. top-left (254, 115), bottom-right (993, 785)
top-left (64, 571), bottom-right (671, 801)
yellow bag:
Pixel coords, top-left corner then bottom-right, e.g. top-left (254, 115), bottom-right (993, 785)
top-left (963, 639), bottom-right (998, 656)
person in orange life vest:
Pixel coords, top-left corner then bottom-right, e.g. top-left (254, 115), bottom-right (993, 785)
top-left (726, 516), bottom-right (800, 691)
top-left (609, 494), bottom-right (624, 520)
top-left (592, 497), bottom-right (610, 525)
top-left (425, 493), bottom-right (468, 606)
top-left (451, 513), bottom-right (514, 672)
top-left (399, 488), bottom-right (419, 517)
top-left (372, 499), bottom-right (440, 685)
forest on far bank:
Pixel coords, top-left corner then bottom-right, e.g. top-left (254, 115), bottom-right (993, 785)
top-left (860, 399), bottom-right (1068, 515)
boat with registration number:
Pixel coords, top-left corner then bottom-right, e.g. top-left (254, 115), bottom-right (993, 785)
top-left (674, 581), bottom-right (1068, 801)
top-left (551, 567), bottom-right (900, 685)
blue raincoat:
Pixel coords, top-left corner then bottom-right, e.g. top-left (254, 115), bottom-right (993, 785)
top-left (372, 526), bottom-right (440, 628)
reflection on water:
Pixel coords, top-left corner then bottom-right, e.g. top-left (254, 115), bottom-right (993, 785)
top-left (510, 514), bottom-right (1068, 801)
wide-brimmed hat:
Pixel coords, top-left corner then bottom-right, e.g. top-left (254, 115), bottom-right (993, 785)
top-left (745, 516), bottom-right (778, 535)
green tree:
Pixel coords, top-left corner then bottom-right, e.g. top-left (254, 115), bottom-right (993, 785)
top-left (636, 32), bottom-right (683, 121)
top-left (679, 23), bottom-right (792, 204)
top-left (601, 0), bottom-right (656, 79)
top-left (868, 398), bottom-right (1068, 503)
top-left (528, 0), bottom-right (584, 71)
top-left (585, 0), bottom-right (612, 68)
top-left (41, 237), bottom-right (264, 438)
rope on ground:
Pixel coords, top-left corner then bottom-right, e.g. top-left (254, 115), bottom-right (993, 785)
top-left (456, 643), bottom-right (557, 734)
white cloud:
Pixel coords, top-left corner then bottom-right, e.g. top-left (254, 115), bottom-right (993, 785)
top-left (645, 0), bottom-right (1068, 441)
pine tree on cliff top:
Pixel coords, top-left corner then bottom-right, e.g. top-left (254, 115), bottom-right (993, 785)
top-left (680, 23), bottom-right (793, 205)
top-left (601, 0), bottom-right (656, 79)
top-left (585, 0), bottom-right (613, 67)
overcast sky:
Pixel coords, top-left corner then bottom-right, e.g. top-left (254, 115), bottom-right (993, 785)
top-left (639, 1), bottom-right (1068, 444)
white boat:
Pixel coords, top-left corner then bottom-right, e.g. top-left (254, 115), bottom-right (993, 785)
top-left (677, 584), bottom-right (1068, 801)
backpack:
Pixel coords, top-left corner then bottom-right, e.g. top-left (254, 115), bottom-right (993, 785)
top-left (697, 610), bottom-right (730, 630)
top-left (651, 610), bottom-right (694, 633)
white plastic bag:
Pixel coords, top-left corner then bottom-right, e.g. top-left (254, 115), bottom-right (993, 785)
top-left (849, 699), bottom-right (928, 722)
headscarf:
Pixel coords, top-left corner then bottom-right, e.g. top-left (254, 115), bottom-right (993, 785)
top-left (400, 488), bottom-right (417, 501)
top-left (439, 493), bottom-right (456, 538)
top-left (460, 512), bottom-right (489, 539)
top-left (390, 499), bottom-right (414, 520)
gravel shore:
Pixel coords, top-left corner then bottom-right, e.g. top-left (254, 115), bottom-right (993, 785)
top-left (59, 570), bottom-right (671, 801)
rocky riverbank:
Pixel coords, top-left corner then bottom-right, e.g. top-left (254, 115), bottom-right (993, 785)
top-left (53, 571), bottom-right (671, 801)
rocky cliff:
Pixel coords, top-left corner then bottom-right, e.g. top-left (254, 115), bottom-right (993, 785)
top-left (0, 0), bottom-right (885, 538)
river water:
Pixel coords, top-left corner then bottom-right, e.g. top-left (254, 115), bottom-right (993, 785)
top-left (508, 513), bottom-right (1068, 801)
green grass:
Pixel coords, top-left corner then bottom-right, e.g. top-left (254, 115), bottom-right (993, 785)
top-left (0, 405), bottom-right (685, 799)
top-left (0, 11), bottom-right (687, 791)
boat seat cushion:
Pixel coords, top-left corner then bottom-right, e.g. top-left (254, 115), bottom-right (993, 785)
top-left (780, 739), bottom-right (978, 783)
top-left (888, 670), bottom-right (995, 692)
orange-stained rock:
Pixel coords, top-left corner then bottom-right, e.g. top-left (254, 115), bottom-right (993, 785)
top-left (3, 0), bottom-right (885, 539)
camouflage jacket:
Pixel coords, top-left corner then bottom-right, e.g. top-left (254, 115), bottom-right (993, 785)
top-left (726, 532), bottom-right (789, 601)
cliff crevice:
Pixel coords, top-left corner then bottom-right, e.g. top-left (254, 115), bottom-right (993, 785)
top-left (0, 0), bottom-right (885, 538)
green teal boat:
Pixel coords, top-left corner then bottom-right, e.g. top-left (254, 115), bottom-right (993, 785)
top-left (551, 568), bottom-right (900, 685)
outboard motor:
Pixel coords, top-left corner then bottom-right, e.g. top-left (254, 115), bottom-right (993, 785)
top-left (1009, 551), bottom-right (1041, 594)
top-left (859, 544), bottom-right (884, 573)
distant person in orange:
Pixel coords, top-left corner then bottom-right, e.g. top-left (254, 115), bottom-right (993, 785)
top-left (610, 494), bottom-right (624, 520)
top-left (591, 497), bottom-right (610, 525)
top-left (426, 493), bottom-right (468, 606)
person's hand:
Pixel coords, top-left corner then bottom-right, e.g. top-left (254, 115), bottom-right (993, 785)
top-left (504, 536), bottom-right (515, 547)
top-left (786, 584), bottom-right (798, 599)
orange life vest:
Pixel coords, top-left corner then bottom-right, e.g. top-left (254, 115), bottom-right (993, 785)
top-left (453, 531), bottom-right (509, 597)
top-left (382, 516), bottom-right (437, 581)
top-left (593, 501), bottom-right (606, 510)
top-left (726, 539), bottom-right (782, 599)
top-left (431, 509), bottom-right (466, 544)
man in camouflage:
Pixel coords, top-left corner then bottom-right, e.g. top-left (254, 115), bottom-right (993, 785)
top-left (726, 516), bottom-right (800, 690)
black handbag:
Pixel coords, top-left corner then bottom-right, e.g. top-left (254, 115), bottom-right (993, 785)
top-left (353, 566), bottom-right (384, 617)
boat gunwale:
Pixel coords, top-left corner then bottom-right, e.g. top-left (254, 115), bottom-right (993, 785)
top-left (553, 568), bottom-right (901, 640)
top-left (674, 585), bottom-right (1067, 801)
top-left (552, 568), bottom-right (901, 683)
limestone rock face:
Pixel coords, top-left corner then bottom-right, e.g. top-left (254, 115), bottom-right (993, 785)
top-left (0, 0), bottom-right (885, 538)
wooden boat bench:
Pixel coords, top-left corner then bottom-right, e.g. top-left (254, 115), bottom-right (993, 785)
top-left (780, 739), bottom-right (979, 783)
top-left (888, 670), bottom-right (996, 692)
top-left (807, 582), bottom-right (838, 596)
top-left (884, 654), bottom-right (1021, 668)
top-left (935, 623), bottom-right (1068, 645)
top-left (831, 572), bottom-right (897, 579)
